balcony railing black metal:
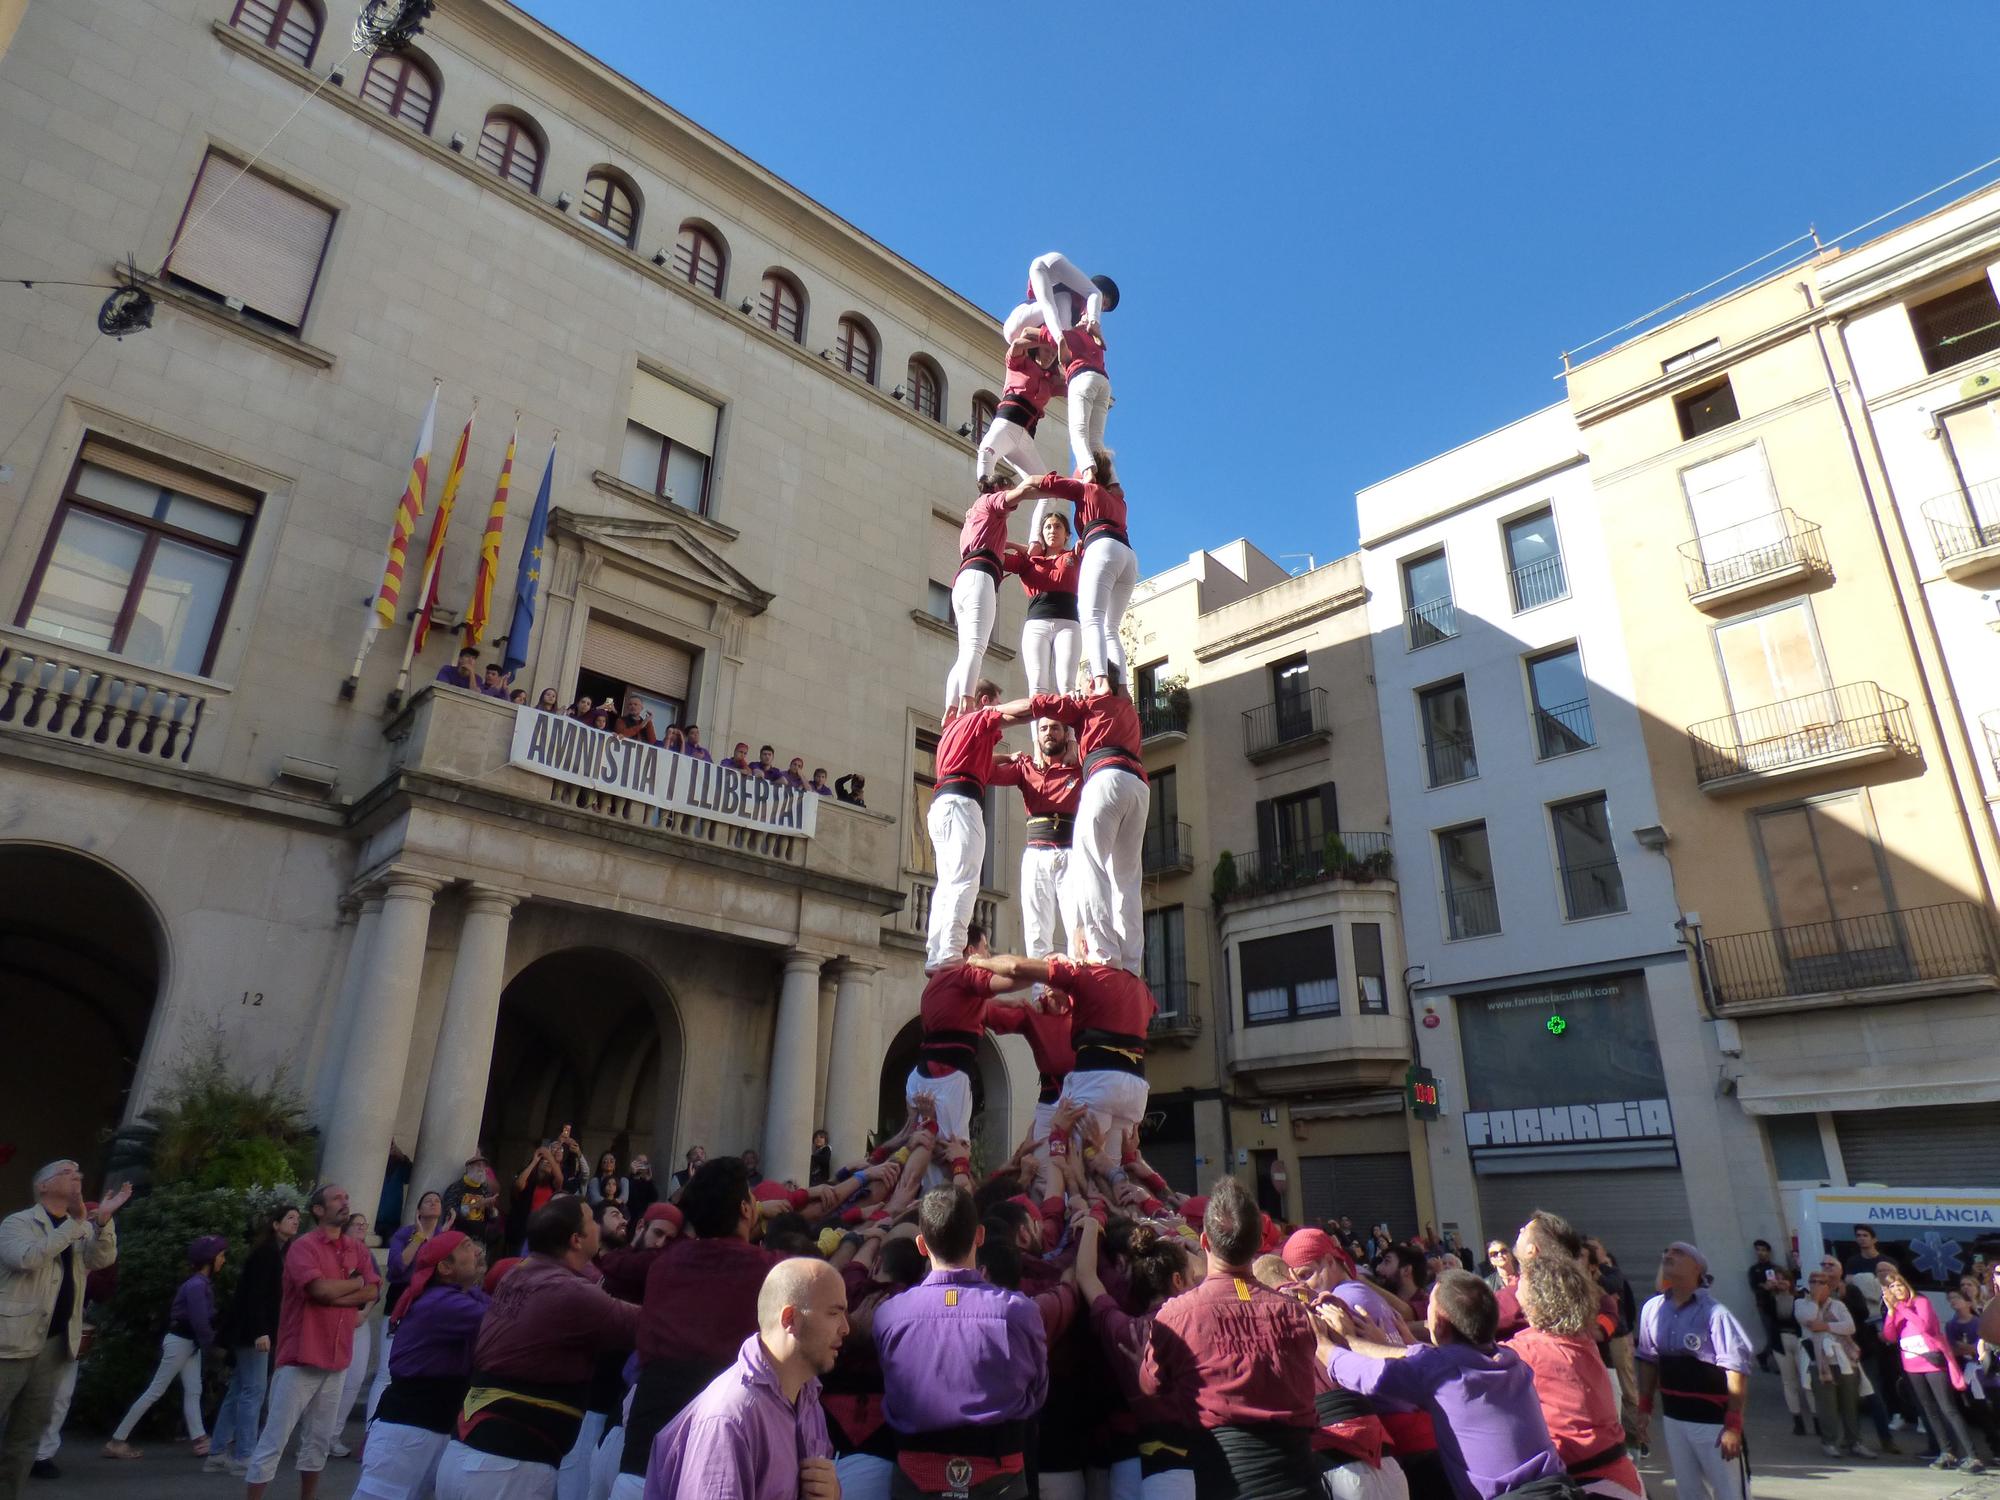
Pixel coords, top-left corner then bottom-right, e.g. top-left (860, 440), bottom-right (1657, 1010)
top-left (1703, 901), bottom-right (2000, 1007)
top-left (1142, 819), bottom-right (1194, 876)
top-left (1922, 479), bottom-right (2000, 566)
top-left (1443, 882), bottom-right (1500, 939)
top-left (1423, 731), bottom-right (1477, 787)
top-left (1405, 596), bottom-right (1458, 649)
top-left (1534, 698), bottom-right (1595, 759)
top-left (1139, 696), bottom-right (1189, 739)
top-left (1558, 858), bottom-right (1627, 920)
top-left (1688, 682), bottom-right (1915, 786)
top-left (1509, 553), bottom-right (1568, 612)
top-left (1149, 979), bottom-right (1202, 1036)
top-left (1678, 509), bottom-right (1828, 597)
top-left (1243, 687), bottom-right (1330, 758)
top-left (1220, 833), bottom-right (1394, 901)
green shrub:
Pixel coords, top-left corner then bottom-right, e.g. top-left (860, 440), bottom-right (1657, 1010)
top-left (1211, 850), bottom-right (1239, 907)
top-left (144, 1040), bottom-right (316, 1190)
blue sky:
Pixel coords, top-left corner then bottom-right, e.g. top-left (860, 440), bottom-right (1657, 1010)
top-left (518, 1), bottom-right (2000, 572)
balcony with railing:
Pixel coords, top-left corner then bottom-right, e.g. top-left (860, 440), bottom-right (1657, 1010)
top-left (1423, 731), bottom-right (1477, 787)
top-left (1678, 509), bottom-right (1830, 608)
top-left (900, 873), bottom-right (1000, 947)
top-left (1243, 687), bottom-right (1331, 761)
top-left (1149, 979), bottom-right (1203, 1044)
top-left (1142, 819), bottom-right (1194, 877)
top-left (1443, 882), bottom-right (1500, 940)
top-left (1703, 901), bottom-right (2000, 1013)
top-left (1533, 698), bottom-right (1595, 760)
top-left (1405, 596), bottom-right (1458, 650)
top-left (0, 628), bottom-right (218, 772)
top-left (1688, 682), bottom-right (1917, 792)
top-left (1923, 479), bottom-right (2000, 580)
top-left (1216, 833), bottom-right (1394, 904)
top-left (1139, 696), bottom-right (1190, 743)
top-left (1509, 553), bottom-right (1569, 613)
top-left (1558, 859), bottom-right (1627, 920)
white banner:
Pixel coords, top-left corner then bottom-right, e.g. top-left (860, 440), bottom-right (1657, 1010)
top-left (508, 707), bottom-right (819, 838)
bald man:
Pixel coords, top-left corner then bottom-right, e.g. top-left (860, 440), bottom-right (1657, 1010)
top-left (644, 1258), bottom-right (847, 1500)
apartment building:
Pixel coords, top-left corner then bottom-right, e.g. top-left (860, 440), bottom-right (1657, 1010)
top-left (1563, 210), bottom-right (2000, 1253)
top-left (1356, 406), bottom-right (1760, 1292)
top-left (0, 0), bottom-right (1073, 1208)
top-left (1124, 545), bottom-right (1429, 1232)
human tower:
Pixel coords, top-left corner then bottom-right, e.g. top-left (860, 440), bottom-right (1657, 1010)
top-left (903, 251), bottom-right (1162, 1195)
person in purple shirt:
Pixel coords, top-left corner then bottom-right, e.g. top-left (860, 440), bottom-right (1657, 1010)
top-left (479, 663), bottom-right (512, 698)
top-left (645, 1258), bottom-right (845, 1500)
top-left (780, 756), bottom-right (810, 792)
top-left (1634, 1243), bottom-right (1753, 1500)
top-left (1282, 1228), bottom-right (1415, 1342)
top-left (873, 1186), bottom-right (1048, 1499)
top-left (435, 647), bottom-right (479, 689)
top-left (682, 725), bottom-right (712, 762)
top-left (357, 1230), bottom-right (488, 1500)
top-left (809, 768), bottom-right (834, 797)
top-left (1322, 1270), bottom-right (1567, 1500)
top-left (104, 1236), bottom-right (226, 1460)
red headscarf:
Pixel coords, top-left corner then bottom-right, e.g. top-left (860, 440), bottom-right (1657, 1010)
top-left (640, 1202), bottom-right (683, 1231)
top-left (483, 1256), bottom-right (524, 1295)
top-left (392, 1230), bottom-right (467, 1324)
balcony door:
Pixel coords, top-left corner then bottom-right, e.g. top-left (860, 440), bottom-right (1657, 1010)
top-left (1714, 603), bottom-right (1832, 768)
top-left (1683, 445), bottom-right (1785, 586)
top-left (1753, 795), bottom-right (1906, 992)
top-left (1941, 398), bottom-right (2000, 542)
top-left (1272, 657), bottom-right (1313, 740)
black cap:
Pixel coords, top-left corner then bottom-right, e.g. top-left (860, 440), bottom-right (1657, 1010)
top-left (1090, 274), bottom-right (1120, 311)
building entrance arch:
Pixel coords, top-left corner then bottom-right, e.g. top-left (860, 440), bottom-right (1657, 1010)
top-left (0, 843), bottom-right (165, 1203)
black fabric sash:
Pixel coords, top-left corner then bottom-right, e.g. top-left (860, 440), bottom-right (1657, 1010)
top-left (1025, 814), bottom-right (1074, 847)
top-left (375, 1374), bottom-right (468, 1435)
top-left (619, 1357), bottom-right (727, 1475)
top-left (935, 776), bottom-right (984, 800)
top-left (1025, 591), bottom-right (1078, 622)
top-left (1080, 746), bottom-right (1143, 783)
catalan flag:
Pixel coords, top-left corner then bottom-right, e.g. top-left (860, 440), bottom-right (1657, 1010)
top-left (372, 383), bottom-right (438, 626)
top-left (502, 436), bottom-right (556, 675)
top-left (412, 408), bottom-right (474, 654)
top-left (464, 421), bottom-right (516, 646)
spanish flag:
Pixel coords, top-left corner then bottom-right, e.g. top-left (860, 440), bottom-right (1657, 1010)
top-left (464, 421), bottom-right (516, 646)
top-left (372, 383), bottom-right (438, 626)
top-left (412, 409), bottom-right (474, 654)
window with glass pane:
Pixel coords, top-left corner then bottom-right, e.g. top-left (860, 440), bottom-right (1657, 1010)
top-left (1271, 656), bottom-right (1311, 738)
top-left (1272, 788), bottom-right (1325, 858)
top-left (758, 273), bottom-right (804, 343)
top-left (1353, 923), bottom-right (1388, 1013)
top-left (1241, 927), bottom-right (1339, 1023)
top-left (1527, 646), bottom-right (1594, 759)
top-left (1402, 549), bottom-right (1455, 646)
top-left (909, 729), bottom-right (938, 875)
top-left (581, 172), bottom-right (637, 246)
top-left (1143, 768), bottom-right (1180, 868)
top-left (673, 224), bottom-right (725, 297)
top-left (926, 581), bottom-right (953, 624)
top-left (1438, 823), bottom-right (1499, 938)
top-left (1144, 907), bottom-right (1188, 1014)
top-left (1503, 507), bottom-right (1567, 611)
top-left (1418, 679), bottom-right (1477, 787)
top-left (359, 52), bottom-right (437, 132)
top-left (1552, 794), bottom-right (1626, 919)
top-left (20, 456), bottom-right (255, 677)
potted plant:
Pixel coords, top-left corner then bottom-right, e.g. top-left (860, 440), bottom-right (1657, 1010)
top-left (1322, 832), bottom-right (1352, 880)
top-left (1212, 849), bottom-right (1239, 907)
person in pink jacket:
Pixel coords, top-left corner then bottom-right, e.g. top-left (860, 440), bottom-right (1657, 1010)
top-left (1878, 1263), bottom-right (1987, 1473)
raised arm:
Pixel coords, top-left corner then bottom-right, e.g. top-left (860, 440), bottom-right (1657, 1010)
top-left (968, 952), bottom-right (1055, 986)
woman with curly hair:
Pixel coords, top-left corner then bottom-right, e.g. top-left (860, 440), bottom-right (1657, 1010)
top-left (1509, 1254), bottom-right (1644, 1497)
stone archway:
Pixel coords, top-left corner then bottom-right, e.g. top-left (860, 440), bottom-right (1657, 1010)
top-left (0, 843), bottom-right (165, 1203)
top-left (877, 1016), bottom-right (1012, 1173)
top-left (478, 947), bottom-right (683, 1189)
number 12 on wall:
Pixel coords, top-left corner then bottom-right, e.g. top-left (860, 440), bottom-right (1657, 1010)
top-left (241, 991), bottom-right (264, 1006)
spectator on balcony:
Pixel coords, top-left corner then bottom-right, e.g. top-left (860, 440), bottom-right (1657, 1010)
top-left (436, 647), bottom-right (479, 689)
top-left (508, 688), bottom-right (528, 704)
top-left (480, 664), bottom-right (513, 699)
top-left (722, 742), bottom-right (753, 773)
top-left (568, 694), bottom-right (595, 721)
top-left (781, 757), bottom-right (809, 792)
top-left (671, 1147), bottom-right (706, 1194)
top-left (682, 725), bottom-right (712, 762)
top-left (754, 745), bottom-right (782, 781)
top-left (662, 726), bottom-right (685, 755)
top-left (613, 694), bottom-right (658, 745)
top-left (834, 772), bottom-right (866, 807)
top-left (534, 687), bottom-right (560, 712)
top-left (809, 769), bottom-right (833, 797)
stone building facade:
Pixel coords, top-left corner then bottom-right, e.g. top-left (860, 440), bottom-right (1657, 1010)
top-left (0, 0), bottom-right (1065, 1211)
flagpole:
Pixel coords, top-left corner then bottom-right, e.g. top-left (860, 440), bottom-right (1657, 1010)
top-left (342, 377), bottom-right (441, 700)
top-left (388, 399), bottom-right (476, 713)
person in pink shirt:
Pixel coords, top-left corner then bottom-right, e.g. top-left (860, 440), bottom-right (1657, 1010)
top-left (245, 1183), bottom-right (380, 1500)
top-left (1507, 1254), bottom-right (1644, 1497)
top-left (1880, 1263), bottom-right (1986, 1473)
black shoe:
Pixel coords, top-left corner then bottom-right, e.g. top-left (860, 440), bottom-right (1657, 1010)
top-left (27, 1460), bottom-right (58, 1480)
top-left (1960, 1458), bottom-right (1988, 1475)
top-left (1930, 1455), bottom-right (1958, 1470)
top-left (1792, 1415), bottom-right (1806, 1436)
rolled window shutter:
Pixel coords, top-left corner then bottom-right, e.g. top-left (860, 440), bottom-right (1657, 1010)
top-left (1254, 798), bottom-right (1276, 864)
top-left (167, 153), bottom-right (333, 329)
top-left (930, 516), bottom-right (960, 585)
top-left (1318, 782), bottom-right (1340, 839)
top-left (627, 371), bottom-right (719, 457)
top-left (78, 440), bottom-right (258, 514)
top-left (582, 615), bottom-right (693, 701)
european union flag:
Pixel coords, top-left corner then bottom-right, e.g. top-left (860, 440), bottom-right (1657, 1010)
top-left (502, 436), bottom-right (555, 675)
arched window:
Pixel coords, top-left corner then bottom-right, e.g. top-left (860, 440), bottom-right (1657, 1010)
top-left (834, 315), bottom-right (877, 385)
top-left (358, 51), bottom-right (437, 133)
top-left (229, 0), bottom-right (322, 67)
top-left (672, 222), bottom-right (726, 297)
top-left (757, 270), bottom-right (805, 343)
top-left (906, 356), bottom-right (944, 422)
top-left (971, 391), bottom-right (998, 439)
top-left (476, 110), bottom-right (544, 193)
top-left (581, 169), bottom-right (640, 247)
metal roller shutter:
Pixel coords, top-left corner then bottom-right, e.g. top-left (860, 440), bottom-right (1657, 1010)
top-left (1833, 1102), bottom-right (2000, 1187)
top-left (1146, 1140), bottom-right (1198, 1198)
top-left (581, 615), bottom-right (693, 701)
top-left (1299, 1153), bottom-right (1419, 1239)
top-left (167, 154), bottom-right (333, 329)
top-left (1476, 1168), bottom-right (1692, 1275)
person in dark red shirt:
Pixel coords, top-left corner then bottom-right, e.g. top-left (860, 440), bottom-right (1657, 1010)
top-left (977, 326), bottom-right (1057, 491)
top-left (981, 998), bottom-right (1075, 1202)
top-left (1000, 252), bottom-right (1119, 477)
top-left (906, 922), bottom-right (1041, 1171)
top-left (1141, 1177), bottom-right (1321, 1497)
top-left (987, 718), bottom-right (1082, 994)
top-left (1019, 459), bottom-right (1134, 697)
top-left (945, 488), bottom-right (1027, 718)
top-left (1004, 511), bottom-right (1082, 716)
top-left (925, 681), bottom-right (1011, 972)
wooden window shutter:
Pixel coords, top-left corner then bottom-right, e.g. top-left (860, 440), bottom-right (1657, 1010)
top-left (627, 370), bottom-right (719, 457)
top-left (581, 615), bottom-right (693, 701)
top-left (1318, 782), bottom-right (1340, 838)
top-left (78, 439), bottom-right (259, 514)
top-left (167, 154), bottom-right (333, 329)
top-left (1254, 798), bottom-right (1277, 865)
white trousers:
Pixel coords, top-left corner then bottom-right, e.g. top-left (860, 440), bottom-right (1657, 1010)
top-left (905, 1066), bottom-right (974, 1147)
top-left (1023, 617), bottom-right (1082, 702)
top-left (835, 1451), bottom-right (895, 1500)
top-left (1661, 1415), bottom-right (1749, 1500)
top-left (355, 1420), bottom-right (450, 1500)
top-left (35, 1356), bottom-right (77, 1460)
top-left (338, 1315), bottom-right (373, 1434)
top-left (1323, 1458), bottom-right (1410, 1500)
top-left (112, 1331), bottom-right (204, 1441)
top-left (1067, 769), bottom-right (1148, 973)
top-left (1143, 1473), bottom-right (1196, 1500)
top-left (366, 1323), bottom-right (395, 1424)
top-left (977, 414), bottom-right (1043, 485)
top-left (925, 792), bottom-right (985, 971)
top-left (555, 1409), bottom-right (606, 1500)
top-left (1060, 1070), bottom-right (1151, 1165)
top-left (946, 570), bottom-right (997, 711)
top-left (1078, 537), bottom-right (1138, 686)
top-left (1003, 253), bottom-right (1095, 343)
top-left (246, 1363), bottom-right (344, 1484)
top-left (435, 1439), bottom-right (558, 1500)
top-left (1065, 369), bottom-right (1112, 474)
top-left (588, 1423), bottom-right (623, 1500)
top-left (1021, 844), bottom-right (1072, 966)
top-left (606, 1469), bottom-right (645, 1500)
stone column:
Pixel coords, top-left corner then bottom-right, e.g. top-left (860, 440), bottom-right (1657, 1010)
top-left (820, 960), bottom-right (883, 1165)
top-left (762, 951), bottom-right (826, 1185)
top-left (318, 870), bottom-right (443, 1231)
top-left (313, 891), bottom-right (383, 1125)
top-left (812, 972), bottom-right (838, 1135)
top-left (408, 885), bottom-right (524, 1215)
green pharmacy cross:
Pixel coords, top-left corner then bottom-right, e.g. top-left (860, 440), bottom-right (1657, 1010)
top-left (1546, 1015), bottom-right (1567, 1036)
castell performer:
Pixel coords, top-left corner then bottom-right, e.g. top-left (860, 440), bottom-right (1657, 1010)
top-left (1018, 458), bottom-right (1135, 701)
top-left (986, 719), bottom-right (1082, 987)
top-left (1635, 1242), bottom-right (1753, 1500)
top-left (907, 922), bottom-right (1043, 1168)
top-left (924, 679), bottom-right (1007, 973)
top-left (356, 1231), bottom-right (489, 1500)
top-left (1002, 253), bottom-right (1119, 478)
top-left (945, 485), bottom-right (1027, 719)
top-left (977, 325), bottom-right (1058, 491)
top-left (1003, 510), bottom-right (1082, 729)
